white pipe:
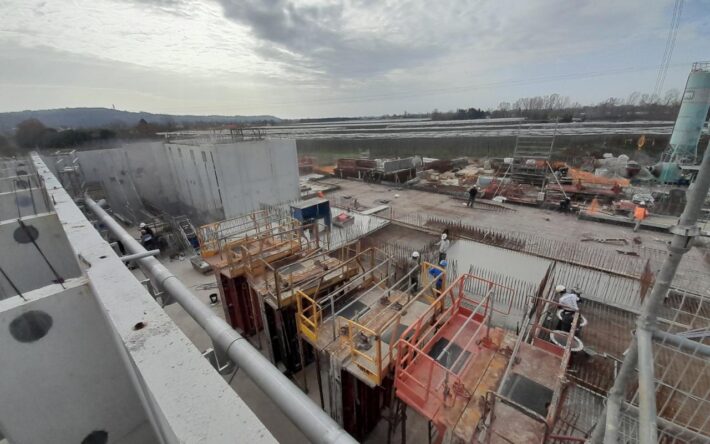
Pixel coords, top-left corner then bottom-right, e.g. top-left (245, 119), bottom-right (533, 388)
top-left (120, 249), bottom-right (160, 262)
top-left (636, 326), bottom-right (658, 443)
top-left (85, 195), bottom-right (357, 444)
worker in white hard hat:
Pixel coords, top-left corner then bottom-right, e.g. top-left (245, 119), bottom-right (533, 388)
top-left (633, 201), bottom-right (648, 232)
top-left (436, 232), bottom-right (450, 261)
top-left (409, 251), bottom-right (421, 294)
top-left (138, 222), bottom-right (156, 250)
top-left (139, 222), bottom-right (154, 237)
top-left (556, 284), bottom-right (582, 332)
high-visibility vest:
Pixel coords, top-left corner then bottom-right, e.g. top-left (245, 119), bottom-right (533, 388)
top-left (634, 206), bottom-right (648, 220)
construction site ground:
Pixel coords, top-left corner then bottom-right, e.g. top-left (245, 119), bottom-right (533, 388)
top-left (131, 177), bottom-right (710, 444)
top-left (325, 178), bottom-right (710, 293)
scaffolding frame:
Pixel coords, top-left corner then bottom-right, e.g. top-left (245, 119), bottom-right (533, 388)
top-left (590, 116), bottom-right (710, 444)
top-left (480, 297), bottom-right (582, 443)
top-left (249, 245), bottom-right (363, 309)
top-left (197, 209), bottom-right (290, 258)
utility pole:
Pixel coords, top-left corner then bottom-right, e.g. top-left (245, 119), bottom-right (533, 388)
top-left (590, 141), bottom-right (710, 443)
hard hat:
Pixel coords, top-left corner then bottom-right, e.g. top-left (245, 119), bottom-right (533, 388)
top-left (639, 201), bottom-right (646, 206)
top-left (555, 284), bottom-right (566, 293)
top-left (439, 259), bottom-right (448, 267)
top-left (139, 222), bottom-right (146, 228)
top-left (412, 251), bottom-right (420, 258)
top-left (441, 233), bottom-right (447, 240)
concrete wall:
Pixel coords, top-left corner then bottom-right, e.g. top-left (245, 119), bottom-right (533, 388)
top-left (164, 142), bottom-right (225, 225)
top-left (79, 148), bottom-right (146, 222)
top-left (0, 283), bottom-right (157, 443)
top-left (0, 213), bottom-right (83, 298)
top-left (214, 139), bottom-right (299, 219)
top-left (123, 142), bottom-right (182, 215)
top-left (73, 138), bottom-right (299, 226)
top-left (165, 139), bottom-right (300, 224)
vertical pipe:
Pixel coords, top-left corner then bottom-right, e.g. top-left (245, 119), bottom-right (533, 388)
top-left (590, 134), bottom-right (710, 444)
top-left (636, 327), bottom-right (658, 443)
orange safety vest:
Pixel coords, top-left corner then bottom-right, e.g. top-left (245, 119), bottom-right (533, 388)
top-left (634, 206), bottom-right (648, 220)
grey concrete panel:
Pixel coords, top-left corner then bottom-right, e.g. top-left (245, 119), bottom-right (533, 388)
top-left (0, 283), bottom-right (157, 443)
top-left (215, 139), bottom-right (299, 219)
top-left (0, 213), bottom-right (82, 298)
top-left (78, 149), bottom-right (145, 222)
top-left (164, 142), bottom-right (225, 225)
top-left (123, 142), bottom-right (182, 215)
top-left (0, 187), bottom-right (51, 220)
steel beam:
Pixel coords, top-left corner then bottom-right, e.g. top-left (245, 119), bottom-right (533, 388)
top-left (85, 195), bottom-right (357, 444)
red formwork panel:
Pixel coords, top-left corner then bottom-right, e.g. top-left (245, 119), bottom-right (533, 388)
top-left (218, 274), bottom-right (263, 335)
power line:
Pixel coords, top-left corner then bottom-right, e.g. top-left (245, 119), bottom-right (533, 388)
top-left (654, 0), bottom-right (683, 97)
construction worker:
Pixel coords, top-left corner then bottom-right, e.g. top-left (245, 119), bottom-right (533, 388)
top-left (437, 233), bottom-right (450, 261)
top-left (467, 185), bottom-right (478, 208)
top-left (409, 251), bottom-right (421, 294)
top-left (555, 285), bottom-right (581, 332)
top-left (632, 201), bottom-right (648, 232)
top-left (139, 222), bottom-right (156, 250)
top-left (139, 222), bottom-right (154, 238)
top-left (429, 259), bottom-right (447, 291)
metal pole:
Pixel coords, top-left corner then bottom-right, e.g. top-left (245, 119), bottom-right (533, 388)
top-left (84, 195), bottom-right (357, 444)
top-left (120, 249), bottom-right (160, 262)
top-left (590, 142), bottom-right (710, 444)
top-left (653, 329), bottom-right (710, 358)
top-left (636, 327), bottom-right (658, 443)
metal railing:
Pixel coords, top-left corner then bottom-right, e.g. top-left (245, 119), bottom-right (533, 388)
top-left (341, 263), bottom-right (445, 386)
top-left (394, 274), bottom-right (514, 418)
top-left (255, 246), bottom-right (370, 309)
top-left (296, 253), bottom-right (393, 345)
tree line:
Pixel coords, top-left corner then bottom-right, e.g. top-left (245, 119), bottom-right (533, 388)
top-left (428, 90), bottom-right (684, 122)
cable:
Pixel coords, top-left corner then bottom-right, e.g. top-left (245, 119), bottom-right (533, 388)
top-left (17, 219), bottom-right (66, 287)
top-left (0, 266), bottom-right (27, 301)
top-left (654, 0), bottom-right (683, 97)
top-left (659, 0), bottom-right (683, 95)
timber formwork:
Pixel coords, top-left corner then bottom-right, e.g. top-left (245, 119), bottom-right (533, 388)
top-left (296, 255), bottom-right (446, 440)
top-left (249, 245), bottom-right (378, 373)
top-left (199, 210), bottom-right (385, 373)
top-left (199, 213), bottom-right (312, 336)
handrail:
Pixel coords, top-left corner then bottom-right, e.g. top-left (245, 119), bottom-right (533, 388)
top-left (342, 265), bottom-right (445, 385)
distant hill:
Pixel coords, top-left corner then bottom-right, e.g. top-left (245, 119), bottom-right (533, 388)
top-left (0, 107), bottom-right (281, 131)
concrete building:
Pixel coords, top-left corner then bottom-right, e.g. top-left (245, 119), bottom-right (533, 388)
top-left (164, 138), bottom-right (299, 224)
top-left (67, 136), bottom-right (299, 226)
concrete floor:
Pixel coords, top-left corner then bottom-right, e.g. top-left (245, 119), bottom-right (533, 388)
top-left (325, 178), bottom-right (710, 294)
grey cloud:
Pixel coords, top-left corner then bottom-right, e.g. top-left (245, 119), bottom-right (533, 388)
top-left (216, 0), bottom-right (442, 78)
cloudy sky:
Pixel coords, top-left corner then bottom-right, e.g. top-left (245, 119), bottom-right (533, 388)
top-left (0, 0), bottom-right (708, 118)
